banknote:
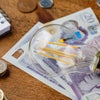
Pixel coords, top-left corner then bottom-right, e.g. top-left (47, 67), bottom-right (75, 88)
top-left (46, 7), bottom-right (100, 45)
top-left (3, 8), bottom-right (100, 100)
top-left (82, 92), bottom-right (100, 100)
top-left (46, 7), bottom-right (100, 100)
top-left (2, 22), bottom-right (76, 100)
top-left (68, 67), bottom-right (100, 100)
top-left (20, 41), bottom-right (76, 99)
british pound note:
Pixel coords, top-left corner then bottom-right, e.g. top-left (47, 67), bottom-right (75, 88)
top-left (82, 92), bottom-right (100, 100)
top-left (3, 7), bottom-right (100, 100)
top-left (67, 68), bottom-right (100, 100)
top-left (45, 7), bottom-right (100, 100)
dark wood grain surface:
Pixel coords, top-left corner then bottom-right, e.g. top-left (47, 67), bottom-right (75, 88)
top-left (0, 0), bottom-right (100, 100)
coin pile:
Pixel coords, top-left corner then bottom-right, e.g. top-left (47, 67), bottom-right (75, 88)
top-left (0, 60), bottom-right (7, 77)
top-left (0, 8), bottom-right (11, 37)
top-left (0, 89), bottom-right (7, 100)
top-left (0, 8), bottom-right (11, 23)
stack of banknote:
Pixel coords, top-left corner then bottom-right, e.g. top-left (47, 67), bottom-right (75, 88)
top-left (2, 7), bottom-right (100, 100)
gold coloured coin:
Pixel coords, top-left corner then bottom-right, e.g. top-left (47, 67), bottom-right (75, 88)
top-left (17, 0), bottom-right (37, 13)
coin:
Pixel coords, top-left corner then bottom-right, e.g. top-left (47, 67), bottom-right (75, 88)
top-left (97, 0), bottom-right (100, 7)
top-left (39, 0), bottom-right (54, 8)
top-left (0, 89), bottom-right (4, 100)
top-left (17, 0), bottom-right (37, 13)
top-left (0, 60), bottom-right (7, 77)
top-left (0, 89), bottom-right (7, 100)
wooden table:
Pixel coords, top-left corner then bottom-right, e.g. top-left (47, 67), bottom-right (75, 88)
top-left (0, 0), bottom-right (100, 100)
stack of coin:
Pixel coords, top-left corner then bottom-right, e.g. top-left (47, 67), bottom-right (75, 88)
top-left (0, 89), bottom-right (7, 100)
top-left (0, 8), bottom-right (11, 37)
top-left (0, 8), bottom-right (11, 23)
top-left (0, 60), bottom-right (7, 77)
top-left (39, 0), bottom-right (54, 8)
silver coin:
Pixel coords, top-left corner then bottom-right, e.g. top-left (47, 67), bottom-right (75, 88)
top-left (0, 60), bottom-right (7, 77)
top-left (0, 89), bottom-right (7, 100)
top-left (39, 0), bottom-right (54, 8)
top-left (97, 0), bottom-right (100, 6)
top-left (0, 89), bottom-right (4, 100)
